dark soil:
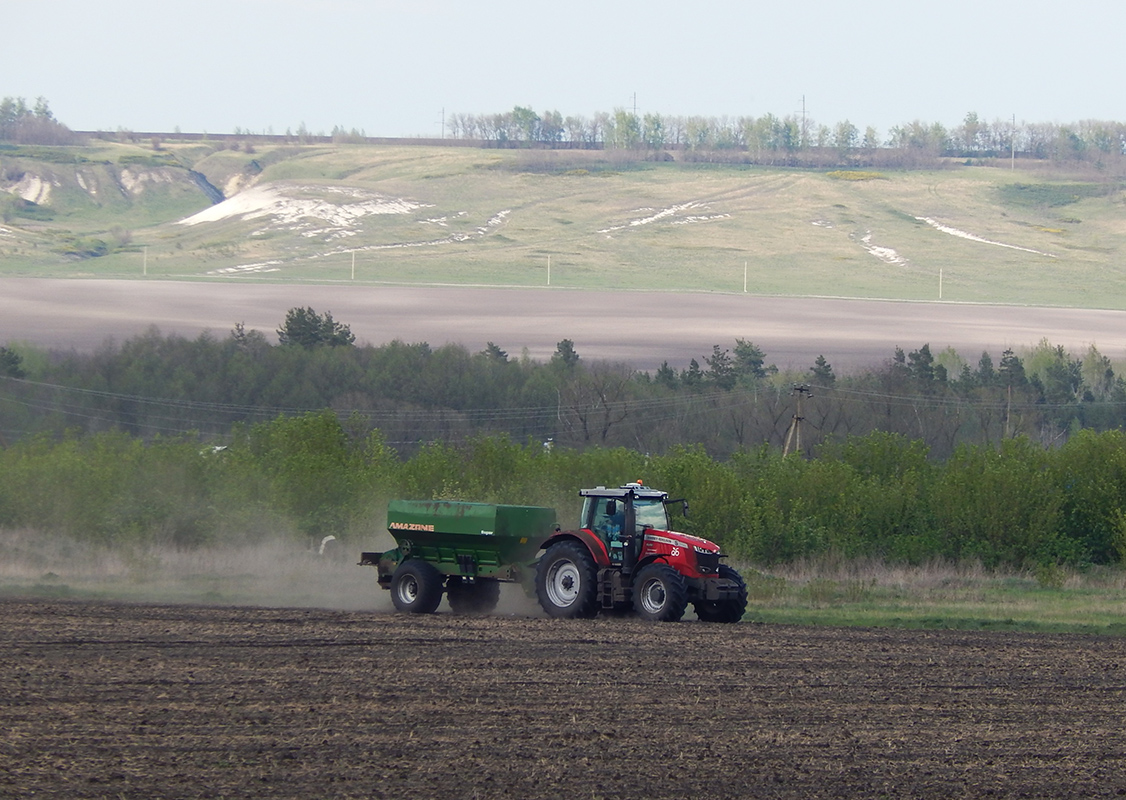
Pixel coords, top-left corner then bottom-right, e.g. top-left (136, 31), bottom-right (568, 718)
top-left (2, 599), bottom-right (1125, 798)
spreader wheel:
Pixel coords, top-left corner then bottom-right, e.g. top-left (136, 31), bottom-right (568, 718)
top-left (390, 559), bottom-right (444, 614)
top-left (446, 576), bottom-right (502, 614)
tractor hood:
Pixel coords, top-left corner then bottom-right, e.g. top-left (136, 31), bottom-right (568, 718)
top-left (643, 528), bottom-right (721, 554)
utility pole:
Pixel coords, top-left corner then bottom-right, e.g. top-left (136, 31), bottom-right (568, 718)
top-left (801, 95), bottom-right (807, 149)
top-left (1011, 113), bottom-right (1016, 170)
top-left (1005, 383), bottom-right (1012, 439)
top-left (783, 384), bottom-right (812, 457)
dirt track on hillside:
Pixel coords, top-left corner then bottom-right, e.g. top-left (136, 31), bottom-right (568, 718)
top-left (3, 278), bottom-right (1125, 371)
top-left (3, 599), bottom-right (1125, 799)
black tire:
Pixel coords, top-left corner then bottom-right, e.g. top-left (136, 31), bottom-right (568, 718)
top-left (390, 559), bottom-right (444, 614)
top-left (694, 564), bottom-right (748, 623)
top-left (446, 576), bottom-right (501, 614)
top-left (632, 562), bottom-right (688, 622)
top-left (535, 541), bottom-right (600, 619)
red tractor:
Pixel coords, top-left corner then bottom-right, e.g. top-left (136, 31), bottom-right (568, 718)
top-left (535, 483), bottom-right (747, 622)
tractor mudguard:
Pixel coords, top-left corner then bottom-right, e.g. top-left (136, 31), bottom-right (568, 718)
top-left (633, 554), bottom-right (670, 574)
top-left (538, 529), bottom-right (611, 568)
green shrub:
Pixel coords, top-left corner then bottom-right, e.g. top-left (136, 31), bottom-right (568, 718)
top-left (1050, 429), bottom-right (1126, 563)
top-left (931, 438), bottom-right (1065, 567)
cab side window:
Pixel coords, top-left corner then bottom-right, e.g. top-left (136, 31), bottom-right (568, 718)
top-left (592, 499), bottom-right (623, 540)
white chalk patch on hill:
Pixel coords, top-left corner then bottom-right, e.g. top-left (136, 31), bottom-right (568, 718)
top-left (916, 216), bottom-right (1056, 258)
top-left (178, 184), bottom-right (433, 232)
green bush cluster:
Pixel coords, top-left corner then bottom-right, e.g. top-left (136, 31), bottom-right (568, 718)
top-left (4, 415), bottom-right (1126, 570)
top-left (658, 430), bottom-right (1126, 569)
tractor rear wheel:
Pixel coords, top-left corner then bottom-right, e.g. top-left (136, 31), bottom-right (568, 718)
top-left (693, 565), bottom-right (748, 623)
top-left (535, 541), bottom-right (599, 619)
top-left (446, 576), bottom-right (501, 614)
top-left (390, 559), bottom-right (444, 614)
top-left (633, 563), bottom-right (688, 622)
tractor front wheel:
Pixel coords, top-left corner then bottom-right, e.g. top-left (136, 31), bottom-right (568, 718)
top-left (693, 565), bottom-right (748, 623)
top-left (535, 541), bottom-right (599, 619)
top-left (390, 559), bottom-right (444, 614)
top-left (633, 563), bottom-right (688, 622)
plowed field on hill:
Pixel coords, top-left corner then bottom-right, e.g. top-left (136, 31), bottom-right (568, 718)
top-left (2, 600), bottom-right (1125, 798)
top-left (4, 279), bottom-right (1126, 372)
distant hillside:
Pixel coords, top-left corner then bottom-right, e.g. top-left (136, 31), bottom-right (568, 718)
top-left (1, 139), bottom-right (1124, 309)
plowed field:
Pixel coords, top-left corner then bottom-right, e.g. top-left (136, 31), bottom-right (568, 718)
top-left (2, 599), bottom-right (1125, 799)
top-left (4, 279), bottom-right (1126, 372)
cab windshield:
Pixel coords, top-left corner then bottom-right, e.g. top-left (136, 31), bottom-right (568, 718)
top-left (634, 498), bottom-right (669, 531)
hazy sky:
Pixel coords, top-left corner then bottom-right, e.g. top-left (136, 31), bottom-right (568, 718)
top-left (6, 0), bottom-right (1125, 139)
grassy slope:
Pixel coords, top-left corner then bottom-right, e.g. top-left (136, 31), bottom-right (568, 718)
top-left (2, 141), bottom-right (1124, 307)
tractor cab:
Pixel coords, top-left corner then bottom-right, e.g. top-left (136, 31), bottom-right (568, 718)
top-left (580, 483), bottom-right (687, 567)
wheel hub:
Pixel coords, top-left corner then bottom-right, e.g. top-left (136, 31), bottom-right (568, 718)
top-left (640, 579), bottom-right (667, 614)
top-left (546, 561), bottom-right (581, 607)
top-left (398, 576), bottom-right (419, 604)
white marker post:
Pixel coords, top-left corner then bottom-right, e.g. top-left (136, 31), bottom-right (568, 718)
top-left (744, 261), bottom-right (748, 293)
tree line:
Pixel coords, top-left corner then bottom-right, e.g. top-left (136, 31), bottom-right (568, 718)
top-left (447, 106), bottom-right (1126, 170)
top-left (2, 309), bottom-right (1125, 462)
top-left (3, 410), bottom-right (1126, 572)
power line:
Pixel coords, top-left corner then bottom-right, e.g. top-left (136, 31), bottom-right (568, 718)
top-left (1, 375), bottom-right (1118, 448)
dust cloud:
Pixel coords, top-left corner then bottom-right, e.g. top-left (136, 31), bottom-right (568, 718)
top-left (0, 529), bottom-right (545, 617)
